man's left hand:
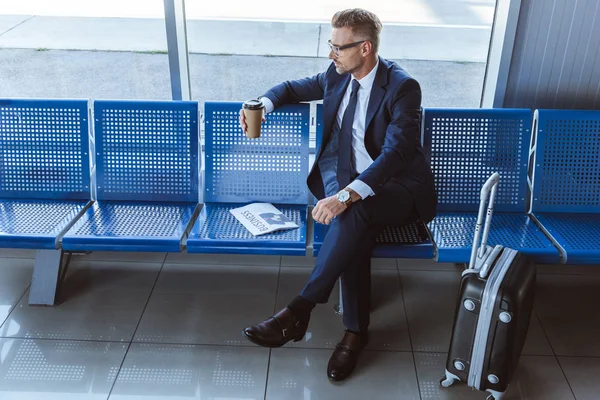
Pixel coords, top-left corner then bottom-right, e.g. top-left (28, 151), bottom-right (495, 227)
top-left (312, 195), bottom-right (348, 225)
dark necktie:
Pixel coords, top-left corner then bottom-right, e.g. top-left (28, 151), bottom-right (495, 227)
top-left (337, 79), bottom-right (361, 188)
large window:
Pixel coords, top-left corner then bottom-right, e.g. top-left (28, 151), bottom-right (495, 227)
top-left (185, 0), bottom-right (496, 108)
top-left (0, 0), bottom-right (170, 99)
top-left (1, 0), bottom-right (496, 105)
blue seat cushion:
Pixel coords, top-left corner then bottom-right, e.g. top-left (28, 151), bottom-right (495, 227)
top-left (533, 213), bottom-right (600, 265)
top-left (0, 199), bottom-right (89, 249)
top-left (62, 201), bottom-right (197, 252)
top-left (186, 203), bottom-right (308, 256)
top-left (313, 221), bottom-right (434, 259)
top-left (428, 212), bottom-right (560, 264)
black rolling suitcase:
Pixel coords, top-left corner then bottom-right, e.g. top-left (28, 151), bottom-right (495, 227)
top-left (441, 173), bottom-right (536, 400)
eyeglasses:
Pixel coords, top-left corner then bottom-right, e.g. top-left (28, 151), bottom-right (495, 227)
top-left (327, 40), bottom-right (366, 57)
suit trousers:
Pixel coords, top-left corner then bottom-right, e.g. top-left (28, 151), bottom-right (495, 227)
top-left (300, 181), bottom-right (419, 332)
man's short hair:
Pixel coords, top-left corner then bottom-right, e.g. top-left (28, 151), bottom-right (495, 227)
top-left (331, 8), bottom-right (383, 54)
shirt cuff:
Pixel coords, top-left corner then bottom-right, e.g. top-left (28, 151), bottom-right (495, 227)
top-left (347, 179), bottom-right (375, 199)
top-left (259, 96), bottom-right (275, 113)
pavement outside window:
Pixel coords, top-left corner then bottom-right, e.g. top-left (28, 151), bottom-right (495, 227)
top-left (1, 0), bottom-right (494, 105)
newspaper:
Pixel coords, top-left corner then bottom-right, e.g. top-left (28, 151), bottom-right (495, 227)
top-left (230, 203), bottom-right (299, 236)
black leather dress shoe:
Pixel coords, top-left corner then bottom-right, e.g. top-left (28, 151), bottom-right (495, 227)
top-left (327, 330), bottom-right (369, 381)
top-left (243, 307), bottom-right (309, 348)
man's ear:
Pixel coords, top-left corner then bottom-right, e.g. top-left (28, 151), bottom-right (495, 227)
top-left (362, 41), bottom-right (373, 57)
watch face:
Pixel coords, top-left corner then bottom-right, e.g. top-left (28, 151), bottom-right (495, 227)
top-left (337, 190), bottom-right (350, 202)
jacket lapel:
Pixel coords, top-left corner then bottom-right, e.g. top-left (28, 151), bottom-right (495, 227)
top-left (364, 57), bottom-right (389, 133)
top-left (321, 74), bottom-right (351, 151)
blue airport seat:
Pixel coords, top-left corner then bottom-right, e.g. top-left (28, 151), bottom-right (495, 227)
top-left (186, 102), bottom-right (310, 256)
top-left (0, 99), bottom-right (91, 249)
top-left (312, 103), bottom-right (435, 259)
top-left (428, 212), bottom-right (557, 264)
top-left (313, 220), bottom-right (434, 259)
top-left (62, 100), bottom-right (199, 252)
top-left (529, 109), bottom-right (600, 264)
top-left (63, 202), bottom-right (197, 252)
top-left (190, 203), bottom-right (307, 255)
top-left (423, 108), bottom-right (559, 263)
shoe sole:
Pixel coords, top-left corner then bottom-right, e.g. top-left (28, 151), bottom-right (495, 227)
top-left (242, 330), bottom-right (286, 348)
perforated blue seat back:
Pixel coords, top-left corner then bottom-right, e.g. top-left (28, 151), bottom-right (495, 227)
top-left (94, 100), bottom-right (199, 203)
top-left (531, 110), bottom-right (600, 213)
top-left (204, 102), bottom-right (310, 205)
top-left (423, 108), bottom-right (532, 212)
top-left (0, 99), bottom-right (90, 200)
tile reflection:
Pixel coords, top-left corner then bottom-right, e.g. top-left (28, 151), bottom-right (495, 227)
top-left (109, 343), bottom-right (268, 399)
top-left (0, 338), bottom-right (127, 399)
top-left (0, 257), bottom-right (34, 324)
top-left (266, 348), bottom-right (420, 400)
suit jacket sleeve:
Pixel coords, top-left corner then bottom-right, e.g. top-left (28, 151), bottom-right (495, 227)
top-left (262, 63), bottom-right (335, 108)
top-left (356, 78), bottom-right (422, 195)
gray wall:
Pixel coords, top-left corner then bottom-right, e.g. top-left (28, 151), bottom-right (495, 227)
top-left (504, 0), bottom-right (600, 109)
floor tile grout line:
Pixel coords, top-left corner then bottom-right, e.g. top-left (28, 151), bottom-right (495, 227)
top-left (0, 15), bottom-right (35, 37)
top-left (128, 341), bottom-right (415, 353)
top-left (532, 308), bottom-right (557, 357)
top-left (275, 346), bottom-right (415, 354)
top-left (533, 309), bottom-right (579, 399)
top-left (128, 252), bottom-right (168, 342)
top-left (397, 271), bottom-right (415, 352)
top-left (555, 356), bottom-right (579, 400)
top-left (105, 345), bottom-right (129, 400)
top-left (263, 349), bottom-right (272, 400)
top-left (105, 252), bottom-right (168, 400)
top-left (273, 262), bottom-right (283, 314)
top-left (411, 350), bottom-right (561, 357)
top-left (0, 337), bottom-right (131, 344)
top-left (397, 269), bottom-right (423, 400)
top-left (0, 335), bottom-right (416, 353)
top-left (545, 354), bottom-right (600, 359)
top-left (536, 272), bottom-right (600, 276)
top-left (0, 282), bottom-right (31, 331)
top-left (264, 260), bottom-right (281, 400)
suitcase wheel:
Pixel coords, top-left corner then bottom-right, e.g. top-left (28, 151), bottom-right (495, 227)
top-left (439, 377), bottom-right (457, 388)
top-left (486, 389), bottom-right (505, 400)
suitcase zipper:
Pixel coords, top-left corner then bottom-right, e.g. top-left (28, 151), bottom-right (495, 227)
top-left (467, 248), bottom-right (518, 389)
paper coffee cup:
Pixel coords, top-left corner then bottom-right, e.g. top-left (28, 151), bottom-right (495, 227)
top-left (243, 99), bottom-right (265, 139)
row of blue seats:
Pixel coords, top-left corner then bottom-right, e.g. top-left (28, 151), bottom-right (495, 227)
top-left (1, 99), bottom-right (599, 265)
top-left (315, 106), bottom-right (600, 265)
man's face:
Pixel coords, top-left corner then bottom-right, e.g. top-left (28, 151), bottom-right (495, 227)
top-left (329, 27), bottom-right (364, 75)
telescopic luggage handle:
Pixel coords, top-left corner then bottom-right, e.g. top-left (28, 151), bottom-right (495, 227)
top-left (468, 173), bottom-right (500, 275)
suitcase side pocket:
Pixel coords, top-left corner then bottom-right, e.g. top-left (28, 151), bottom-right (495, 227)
top-left (445, 274), bottom-right (486, 383)
top-left (480, 253), bottom-right (536, 395)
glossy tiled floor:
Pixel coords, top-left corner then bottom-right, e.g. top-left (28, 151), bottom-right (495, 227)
top-left (0, 249), bottom-right (599, 399)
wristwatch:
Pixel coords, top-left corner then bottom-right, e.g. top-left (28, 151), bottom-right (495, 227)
top-left (336, 189), bottom-right (352, 207)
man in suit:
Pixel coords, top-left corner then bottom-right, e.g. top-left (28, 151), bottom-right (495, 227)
top-left (240, 8), bottom-right (437, 381)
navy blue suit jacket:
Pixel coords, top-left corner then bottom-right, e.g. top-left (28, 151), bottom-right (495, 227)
top-left (263, 57), bottom-right (437, 224)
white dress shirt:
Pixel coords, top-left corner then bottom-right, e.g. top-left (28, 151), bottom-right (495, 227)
top-left (260, 59), bottom-right (379, 199)
top-left (334, 59), bottom-right (379, 199)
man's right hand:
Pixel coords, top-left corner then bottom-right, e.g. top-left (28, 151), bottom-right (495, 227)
top-left (239, 108), bottom-right (266, 135)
